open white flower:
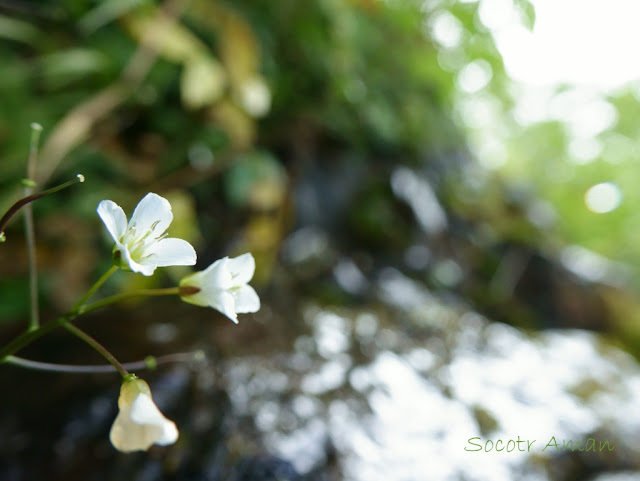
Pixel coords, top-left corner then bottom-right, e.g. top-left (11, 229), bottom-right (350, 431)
top-left (97, 193), bottom-right (196, 276)
top-left (179, 253), bottom-right (260, 323)
top-left (110, 376), bottom-right (178, 453)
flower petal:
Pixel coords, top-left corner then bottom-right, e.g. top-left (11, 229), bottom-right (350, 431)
top-left (123, 250), bottom-right (157, 276)
top-left (130, 393), bottom-right (167, 425)
top-left (201, 257), bottom-right (233, 289)
top-left (109, 411), bottom-right (143, 452)
top-left (227, 253), bottom-right (256, 286)
top-left (233, 285), bottom-right (260, 313)
top-left (110, 379), bottom-right (178, 452)
top-left (157, 421), bottom-right (179, 445)
top-left (110, 409), bottom-right (164, 452)
top-left (128, 193), bottom-right (173, 238)
top-left (97, 200), bottom-right (127, 242)
top-left (213, 290), bottom-right (239, 323)
top-left (145, 237), bottom-right (197, 267)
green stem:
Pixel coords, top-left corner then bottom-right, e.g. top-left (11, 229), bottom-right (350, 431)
top-left (27, 123), bottom-right (42, 180)
top-left (70, 265), bottom-right (119, 313)
top-left (0, 315), bottom-right (71, 361)
top-left (0, 174), bottom-right (85, 240)
top-left (79, 287), bottom-right (180, 315)
top-left (0, 265), bottom-right (117, 361)
top-left (63, 323), bottom-right (129, 377)
top-left (24, 205), bottom-right (38, 330)
top-left (24, 123), bottom-right (43, 331)
top-left (5, 350), bottom-right (205, 373)
top-left (0, 282), bottom-right (178, 363)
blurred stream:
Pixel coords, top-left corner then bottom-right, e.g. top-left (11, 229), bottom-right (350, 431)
top-left (2, 263), bottom-right (640, 481)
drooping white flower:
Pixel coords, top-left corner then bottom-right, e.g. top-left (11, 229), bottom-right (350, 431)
top-left (179, 253), bottom-right (260, 323)
top-left (110, 376), bottom-right (178, 453)
top-left (97, 193), bottom-right (196, 276)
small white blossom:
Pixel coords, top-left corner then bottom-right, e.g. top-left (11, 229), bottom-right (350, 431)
top-left (110, 377), bottom-right (178, 453)
top-left (97, 192), bottom-right (196, 276)
top-left (179, 253), bottom-right (260, 323)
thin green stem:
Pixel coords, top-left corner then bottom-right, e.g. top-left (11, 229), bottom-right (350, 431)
top-left (0, 282), bottom-right (179, 363)
top-left (78, 287), bottom-right (180, 315)
top-left (24, 206), bottom-right (38, 330)
top-left (63, 323), bottom-right (129, 377)
top-left (27, 123), bottom-right (42, 181)
top-left (24, 123), bottom-right (43, 331)
top-left (70, 265), bottom-right (119, 313)
top-left (0, 174), bottom-right (85, 240)
top-left (0, 266), bottom-right (116, 361)
top-left (5, 350), bottom-right (205, 373)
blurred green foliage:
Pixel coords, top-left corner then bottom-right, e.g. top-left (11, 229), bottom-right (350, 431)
top-left (0, 0), bottom-right (477, 316)
top-left (3, 0), bottom-right (640, 348)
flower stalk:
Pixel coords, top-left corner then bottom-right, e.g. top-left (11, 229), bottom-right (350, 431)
top-left (0, 280), bottom-right (181, 362)
top-left (0, 173), bottom-right (85, 241)
top-left (62, 323), bottom-right (129, 377)
top-left (24, 122), bottom-right (43, 331)
top-left (4, 350), bottom-right (205, 373)
top-left (78, 287), bottom-right (181, 314)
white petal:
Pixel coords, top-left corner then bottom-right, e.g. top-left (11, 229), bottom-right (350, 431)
top-left (213, 290), bottom-right (239, 323)
top-left (130, 393), bottom-right (167, 425)
top-left (110, 388), bottom-right (178, 452)
top-left (157, 421), bottom-right (179, 445)
top-left (201, 257), bottom-right (233, 289)
top-left (233, 285), bottom-right (260, 313)
top-left (145, 237), bottom-right (197, 267)
top-left (128, 193), bottom-right (173, 238)
top-left (97, 200), bottom-right (127, 242)
top-left (227, 253), bottom-right (255, 286)
top-left (110, 410), bottom-right (163, 452)
top-left (124, 251), bottom-right (157, 276)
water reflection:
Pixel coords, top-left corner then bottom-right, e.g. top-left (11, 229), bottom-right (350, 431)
top-left (216, 268), bottom-right (640, 480)
top-left (3, 262), bottom-right (640, 480)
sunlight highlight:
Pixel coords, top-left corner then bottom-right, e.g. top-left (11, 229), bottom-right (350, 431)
top-left (493, 0), bottom-right (640, 88)
top-left (584, 182), bottom-right (622, 214)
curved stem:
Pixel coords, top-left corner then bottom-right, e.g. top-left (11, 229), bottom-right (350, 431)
top-left (63, 323), bottom-right (128, 377)
top-left (0, 174), bottom-right (85, 238)
top-left (5, 350), bottom-right (205, 373)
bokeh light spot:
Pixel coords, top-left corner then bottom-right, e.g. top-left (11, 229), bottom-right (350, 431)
top-left (584, 182), bottom-right (622, 214)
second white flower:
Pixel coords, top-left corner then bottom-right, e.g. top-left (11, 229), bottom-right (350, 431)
top-left (179, 253), bottom-right (260, 323)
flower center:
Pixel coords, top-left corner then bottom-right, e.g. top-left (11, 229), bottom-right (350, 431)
top-left (121, 221), bottom-right (167, 261)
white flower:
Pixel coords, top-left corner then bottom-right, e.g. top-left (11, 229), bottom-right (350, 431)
top-left (179, 253), bottom-right (260, 323)
top-left (97, 193), bottom-right (197, 276)
top-left (110, 377), bottom-right (178, 453)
